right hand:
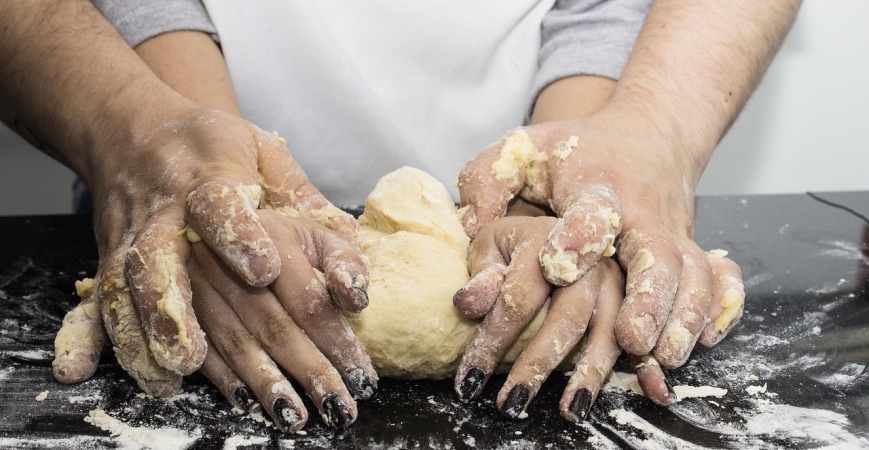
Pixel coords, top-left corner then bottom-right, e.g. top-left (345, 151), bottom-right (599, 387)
top-left (52, 103), bottom-right (360, 397)
top-left (190, 210), bottom-right (376, 431)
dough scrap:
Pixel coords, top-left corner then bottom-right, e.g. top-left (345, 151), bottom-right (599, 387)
top-left (349, 167), bottom-right (576, 379)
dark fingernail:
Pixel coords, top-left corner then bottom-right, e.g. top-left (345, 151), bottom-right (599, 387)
top-left (234, 385), bottom-right (256, 411)
top-left (568, 388), bottom-right (593, 422)
top-left (323, 394), bottom-right (353, 429)
top-left (502, 384), bottom-right (530, 419)
top-left (661, 367), bottom-right (677, 401)
top-left (344, 368), bottom-right (377, 401)
top-left (458, 367), bottom-right (485, 402)
top-left (353, 284), bottom-right (369, 309)
top-left (452, 287), bottom-right (467, 306)
top-left (273, 397), bottom-right (303, 431)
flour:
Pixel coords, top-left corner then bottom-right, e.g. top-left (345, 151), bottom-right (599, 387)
top-left (223, 435), bottom-right (270, 449)
top-left (741, 401), bottom-right (869, 448)
top-left (603, 371), bottom-right (727, 401)
top-left (85, 410), bottom-right (201, 450)
top-left (2, 349), bottom-right (53, 360)
top-left (68, 393), bottom-right (103, 404)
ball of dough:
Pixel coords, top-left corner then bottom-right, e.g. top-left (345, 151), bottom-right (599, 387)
top-left (346, 231), bottom-right (474, 379)
top-left (358, 166), bottom-right (469, 256)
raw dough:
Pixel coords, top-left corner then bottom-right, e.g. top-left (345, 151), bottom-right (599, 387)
top-left (347, 167), bottom-right (567, 379)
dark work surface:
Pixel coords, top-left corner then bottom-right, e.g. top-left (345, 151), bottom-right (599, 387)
top-left (1, 193), bottom-right (868, 449)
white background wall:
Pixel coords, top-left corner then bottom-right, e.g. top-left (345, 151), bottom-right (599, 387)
top-left (1, 1), bottom-right (867, 215)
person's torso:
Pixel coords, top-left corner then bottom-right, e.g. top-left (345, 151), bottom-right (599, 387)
top-left (204, 0), bottom-right (554, 205)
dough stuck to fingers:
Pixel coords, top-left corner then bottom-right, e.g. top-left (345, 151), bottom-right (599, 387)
top-left (99, 259), bottom-right (182, 397)
top-left (700, 249), bottom-right (745, 346)
top-left (53, 278), bottom-right (105, 384)
top-left (125, 214), bottom-right (206, 376)
top-left (186, 178), bottom-right (281, 287)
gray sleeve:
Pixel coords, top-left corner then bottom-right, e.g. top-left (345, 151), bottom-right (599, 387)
top-left (90, 0), bottom-right (217, 48)
top-left (532, 0), bottom-right (652, 101)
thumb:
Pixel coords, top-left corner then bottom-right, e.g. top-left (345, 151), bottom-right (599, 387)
top-left (539, 183), bottom-right (622, 286)
top-left (457, 129), bottom-right (548, 239)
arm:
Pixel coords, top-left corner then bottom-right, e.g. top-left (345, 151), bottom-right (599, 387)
top-left (609, 0), bottom-right (801, 184)
top-left (1, 0), bottom-right (362, 418)
top-left (457, 0), bottom-right (798, 414)
top-left (131, 30), bottom-right (378, 429)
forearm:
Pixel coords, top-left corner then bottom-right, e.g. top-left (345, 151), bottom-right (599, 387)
top-left (135, 31), bottom-right (242, 116)
top-left (607, 0), bottom-right (801, 181)
top-left (531, 75), bottom-right (616, 125)
top-left (0, 0), bottom-right (188, 183)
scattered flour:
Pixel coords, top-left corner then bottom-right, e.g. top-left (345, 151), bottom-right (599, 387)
top-left (742, 401), bottom-right (869, 448)
top-left (68, 394), bottom-right (103, 404)
top-left (745, 384), bottom-right (767, 396)
top-left (1, 349), bottom-right (53, 360)
top-left (603, 371), bottom-right (727, 401)
top-left (85, 410), bottom-right (201, 450)
top-left (223, 435), bottom-right (270, 449)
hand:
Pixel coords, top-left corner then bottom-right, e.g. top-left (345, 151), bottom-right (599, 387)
top-left (455, 109), bottom-right (745, 396)
top-left (189, 210), bottom-right (376, 431)
top-left (453, 216), bottom-right (625, 421)
top-left (53, 104), bottom-right (360, 397)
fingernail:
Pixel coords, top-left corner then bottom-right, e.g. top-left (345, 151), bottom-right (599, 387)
top-left (661, 367), bottom-right (677, 402)
top-left (344, 368), bottom-right (377, 401)
top-left (353, 284), bottom-right (369, 309)
top-left (273, 397), bottom-right (303, 431)
top-left (452, 287), bottom-right (467, 306)
top-left (234, 385), bottom-right (256, 411)
top-left (502, 384), bottom-right (530, 419)
top-left (323, 394), bottom-right (353, 429)
top-left (568, 388), bottom-right (593, 421)
top-left (457, 367), bottom-right (485, 402)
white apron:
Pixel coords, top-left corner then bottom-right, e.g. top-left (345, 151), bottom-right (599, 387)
top-left (203, 0), bottom-right (554, 206)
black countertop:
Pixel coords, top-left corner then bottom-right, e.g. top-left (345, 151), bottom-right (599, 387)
top-left (1, 192), bottom-right (868, 449)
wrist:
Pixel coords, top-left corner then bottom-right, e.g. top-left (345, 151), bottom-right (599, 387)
top-left (76, 80), bottom-right (199, 187)
top-left (597, 94), bottom-right (715, 188)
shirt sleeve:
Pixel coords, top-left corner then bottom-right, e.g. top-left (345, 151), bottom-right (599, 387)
top-left (532, 0), bottom-right (652, 101)
top-left (90, 0), bottom-right (218, 48)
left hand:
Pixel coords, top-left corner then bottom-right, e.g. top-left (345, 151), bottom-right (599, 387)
top-left (453, 215), bottom-right (625, 420)
top-left (456, 109), bottom-right (745, 393)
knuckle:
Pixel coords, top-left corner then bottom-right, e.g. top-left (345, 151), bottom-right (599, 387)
top-left (215, 329), bottom-right (253, 360)
top-left (257, 314), bottom-right (296, 351)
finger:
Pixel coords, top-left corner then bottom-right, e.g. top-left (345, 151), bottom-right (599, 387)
top-left (497, 259), bottom-right (613, 419)
top-left (652, 241), bottom-right (713, 368)
top-left (559, 259), bottom-right (624, 422)
top-left (453, 227), bottom-right (508, 319)
top-left (615, 227), bottom-right (683, 355)
top-left (454, 217), bottom-right (552, 402)
top-left (125, 208), bottom-right (206, 375)
top-left (254, 128), bottom-right (358, 235)
top-left (198, 336), bottom-right (259, 413)
top-left (539, 183), bottom-right (622, 286)
top-left (192, 244), bottom-right (358, 429)
top-left (629, 354), bottom-right (676, 406)
top-left (699, 249), bottom-right (745, 347)
top-left (189, 258), bottom-right (308, 432)
top-left (453, 264), bottom-right (506, 319)
top-left (457, 129), bottom-right (545, 238)
top-left (186, 177), bottom-right (280, 287)
top-left (53, 278), bottom-right (105, 384)
top-left (259, 212), bottom-right (377, 399)
top-left (99, 249), bottom-right (182, 398)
